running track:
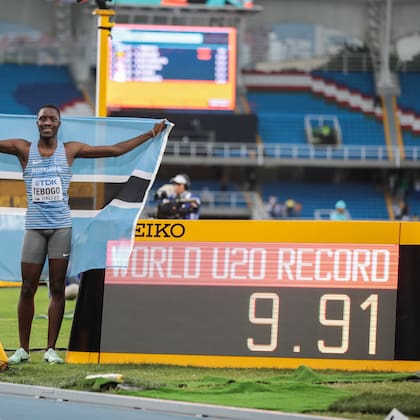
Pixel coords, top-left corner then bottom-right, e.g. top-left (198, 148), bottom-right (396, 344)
top-left (0, 382), bottom-right (345, 420)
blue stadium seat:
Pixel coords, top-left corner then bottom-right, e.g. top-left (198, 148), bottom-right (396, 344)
top-left (401, 131), bottom-right (420, 160)
top-left (311, 71), bottom-right (376, 96)
top-left (247, 91), bottom-right (386, 154)
top-left (405, 189), bottom-right (420, 219)
top-left (262, 181), bottom-right (389, 220)
top-left (397, 72), bottom-right (420, 154)
top-left (0, 64), bottom-right (84, 114)
top-left (398, 72), bottom-right (420, 115)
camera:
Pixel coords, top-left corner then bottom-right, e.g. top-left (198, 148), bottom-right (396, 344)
top-left (157, 198), bottom-right (198, 219)
top-left (154, 190), bottom-right (167, 200)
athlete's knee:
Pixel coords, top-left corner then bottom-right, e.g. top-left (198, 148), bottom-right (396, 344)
top-left (49, 281), bottom-right (65, 297)
top-left (20, 283), bottom-right (37, 299)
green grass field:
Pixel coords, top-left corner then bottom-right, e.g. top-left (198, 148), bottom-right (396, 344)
top-left (1, 286), bottom-right (420, 420)
top-left (0, 285), bottom-right (76, 351)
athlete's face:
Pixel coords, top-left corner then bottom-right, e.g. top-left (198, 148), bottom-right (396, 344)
top-left (37, 107), bottom-right (61, 140)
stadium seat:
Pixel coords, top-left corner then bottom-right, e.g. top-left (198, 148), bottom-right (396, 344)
top-left (262, 181), bottom-right (389, 220)
top-left (0, 64), bottom-right (86, 115)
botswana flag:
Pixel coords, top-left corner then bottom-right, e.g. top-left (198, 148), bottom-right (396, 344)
top-left (0, 113), bottom-right (172, 281)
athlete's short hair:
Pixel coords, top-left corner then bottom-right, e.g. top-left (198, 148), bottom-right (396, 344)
top-left (38, 104), bottom-right (61, 120)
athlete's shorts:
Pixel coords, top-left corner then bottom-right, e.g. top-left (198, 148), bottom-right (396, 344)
top-left (21, 228), bottom-right (72, 264)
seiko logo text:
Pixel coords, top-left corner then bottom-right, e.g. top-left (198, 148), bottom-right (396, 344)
top-left (136, 223), bottom-right (185, 238)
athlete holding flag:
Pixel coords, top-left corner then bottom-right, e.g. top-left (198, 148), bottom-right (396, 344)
top-left (0, 104), bottom-right (166, 364)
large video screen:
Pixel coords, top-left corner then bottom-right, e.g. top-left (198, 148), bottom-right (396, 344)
top-left (115, 1), bottom-right (254, 8)
top-left (107, 24), bottom-right (237, 111)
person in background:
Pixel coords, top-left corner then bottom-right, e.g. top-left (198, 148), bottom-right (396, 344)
top-left (285, 198), bottom-right (296, 217)
top-left (265, 195), bottom-right (284, 218)
top-left (394, 200), bottom-right (410, 221)
top-left (200, 186), bottom-right (214, 207)
top-left (157, 173), bottom-right (201, 219)
top-left (330, 200), bottom-right (351, 221)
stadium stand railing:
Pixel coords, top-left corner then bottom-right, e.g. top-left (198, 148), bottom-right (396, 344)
top-left (162, 140), bottom-right (416, 167)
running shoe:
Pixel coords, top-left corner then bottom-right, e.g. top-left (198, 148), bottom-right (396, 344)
top-left (43, 348), bottom-right (64, 364)
top-left (8, 348), bottom-right (30, 365)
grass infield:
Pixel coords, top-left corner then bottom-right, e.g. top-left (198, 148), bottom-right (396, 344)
top-left (1, 286), bottom-right (419, 420)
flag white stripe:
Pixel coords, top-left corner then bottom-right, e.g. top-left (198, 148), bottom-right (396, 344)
top-left (108, 199), bottom-right (145, 209)
top-left (0, 207), bottom-right (26, 215)
top-left (0, 172), bottom-right (23, 180)
top-left (72, 169), bottom-right (153, 183)
top-left (0, 172), bottom-right (154, 183)
top-left (70, 209), bottom-right (101, 218)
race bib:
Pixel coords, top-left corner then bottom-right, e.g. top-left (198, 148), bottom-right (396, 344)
top-left (32, 177), bottom-right (63, 202)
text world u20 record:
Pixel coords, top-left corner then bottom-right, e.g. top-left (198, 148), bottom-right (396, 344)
top-left (106, 241), bottom-right (398, 288)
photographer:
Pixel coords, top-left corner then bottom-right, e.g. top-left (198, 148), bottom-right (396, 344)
top-left (156, 174), bottom-right (201, 219)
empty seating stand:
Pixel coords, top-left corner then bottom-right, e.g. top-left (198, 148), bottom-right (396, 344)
top-left (311, 70), bottom-right (376, 96)
top-left (0, 64), bottom-right (84, 115)
top-left (247, 89), bottom-right (387, 160)
top-left (262, 182), bottom-right (389, 220)
top-left (397, 72), bottom-right (420, 156)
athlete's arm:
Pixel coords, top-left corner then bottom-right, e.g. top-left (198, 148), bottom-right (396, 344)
top-left (0, 139), bottom-right (31, 168)
top-left (64, 120), bottom-right (167, 165)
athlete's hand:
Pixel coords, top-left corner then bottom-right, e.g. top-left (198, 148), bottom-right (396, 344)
top-left (152, 120), bottom-right (167, 137)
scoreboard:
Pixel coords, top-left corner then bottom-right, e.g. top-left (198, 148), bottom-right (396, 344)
top-left (102, 242), bottom-right (398, 360)
top-left (106, 24), bottom-right (237, 111)
top-left (67, 220), bottom-right (420, 371)
top-left (116, 1), bottom-right (254, 7)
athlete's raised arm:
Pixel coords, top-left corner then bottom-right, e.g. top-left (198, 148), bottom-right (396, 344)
top-left (64, 120), bottom-right (167, 165)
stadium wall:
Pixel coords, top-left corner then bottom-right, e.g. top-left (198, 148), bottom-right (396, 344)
top-left (1, 0), bottom-right (56, 35)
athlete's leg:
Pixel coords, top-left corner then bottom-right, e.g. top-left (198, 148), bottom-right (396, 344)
top-left (46, 228), bottom-right (71, 350)
top-left (19, 263), bottom-right (45, 352)
top-left (47, 258), bottom-right (68, 349)
top-left (19, 230), bottom-right (48, 353)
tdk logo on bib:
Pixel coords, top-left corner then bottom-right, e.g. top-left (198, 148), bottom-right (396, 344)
top-left (33, 178), bottom-right (59, 187)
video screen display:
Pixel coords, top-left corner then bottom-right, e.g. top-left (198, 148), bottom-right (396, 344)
top-left (115, 1), bottom-right (254, 8)
top-left (107, 24), bottom-right (237, 111)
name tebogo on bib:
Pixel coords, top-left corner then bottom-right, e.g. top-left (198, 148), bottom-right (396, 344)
top-left (32, 176), bottom-right (63, 202)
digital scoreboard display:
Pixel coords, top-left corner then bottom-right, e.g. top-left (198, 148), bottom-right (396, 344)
top-left (116, 1), bottom-right (254, 7)
top-left (68, 220), bottom-right (420, 370)
top-left (103, 239), bottom-right (398, 360)
top-left (107, 24), bottom-right (237, 111)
